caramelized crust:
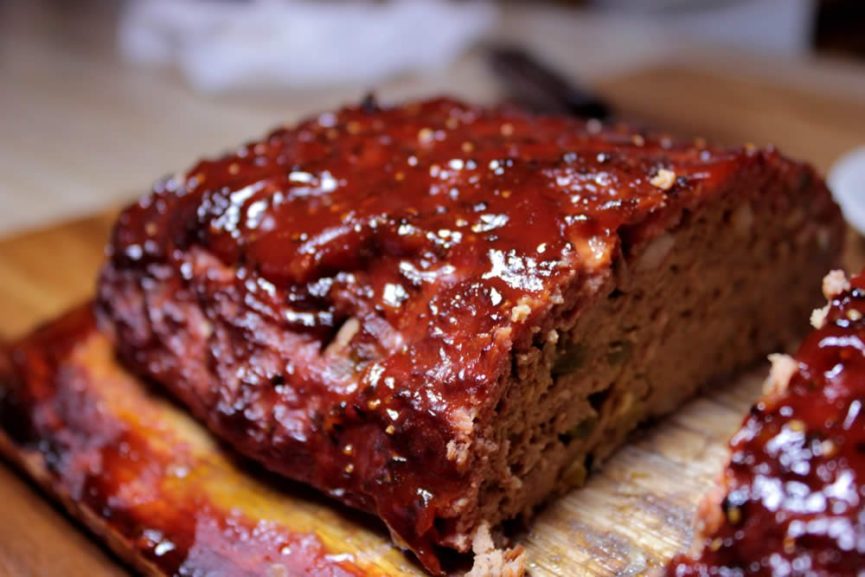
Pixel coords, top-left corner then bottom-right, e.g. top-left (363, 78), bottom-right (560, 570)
top-left (667, 270), bottom-right (865, 576)
top-left (0, 307), bottom-right (390, 577)
top-left (95, 97), bottom-right (843, 573)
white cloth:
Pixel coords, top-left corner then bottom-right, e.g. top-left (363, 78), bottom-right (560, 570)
top-left (119, 0), bottom-right (497, 92)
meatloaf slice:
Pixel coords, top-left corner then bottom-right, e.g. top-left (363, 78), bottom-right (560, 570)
top-left (96, 97), bottom-right (844, 574)
top-left (667, 270), bottom-right (865, 577)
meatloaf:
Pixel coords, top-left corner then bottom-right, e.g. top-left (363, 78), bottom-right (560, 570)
top-left (668, 270), bottom-right (865, 576)
top-left (96, 97), bottom-right (844, 574)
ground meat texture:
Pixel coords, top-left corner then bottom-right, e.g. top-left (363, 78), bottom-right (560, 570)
top-left (95, 97), bottom-right (845, 574)
top-left (667, 270), bottom-right (865, 577)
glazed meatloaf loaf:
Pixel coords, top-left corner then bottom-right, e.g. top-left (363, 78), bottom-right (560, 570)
top-left (96, 97), bottom-right (844, 573)
top-left (668, 270), bottom-right (865, 577)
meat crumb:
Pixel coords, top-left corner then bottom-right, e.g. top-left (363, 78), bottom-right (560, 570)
top-left (695, 481), bottom-right (728, 539)
top-left (822, 270), bottom-right (850, 300)
top-left (763, 353), bottom-right (798, 398)
top-left (650, 168), bottom-right (677, 190)
top-left (466, 523), bottom-right (526, 577)
top-left (446, 439), bottom-right (470, 467)
top-left (810, 304), bottom-right (830, 329)
top-left (510, 303), bottom-right (532, 323)
top-left (325, 317), bottom-right (360, 356)
top-left (449, 407), bottom-right (476, 436)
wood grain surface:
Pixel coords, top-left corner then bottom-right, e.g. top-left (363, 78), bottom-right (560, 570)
top-left (0, 66), bottom-right (864, 577)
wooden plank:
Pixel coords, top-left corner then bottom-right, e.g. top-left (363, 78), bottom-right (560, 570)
top-left (0, 466), bottom-right (125, 577)
top-left (1, 66), bottom-right (864, 576)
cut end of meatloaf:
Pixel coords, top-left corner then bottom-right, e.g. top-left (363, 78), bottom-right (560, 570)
top-left (463, 181), bottom-right (842, 545)
top-left (667, 269), bottom-right (865, 576)
top-left (95, 96), bottom-right (844, 574)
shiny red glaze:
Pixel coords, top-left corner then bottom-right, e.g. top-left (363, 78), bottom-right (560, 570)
top-left (96, 97), bottom-right (825, 573)
top-left (668, 273), bottom-right (865, 576)
top-left (0, 306), bottom-right (370, 577)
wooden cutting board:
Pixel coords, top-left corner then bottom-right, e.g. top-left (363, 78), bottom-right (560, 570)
top-left (1, 66), bottom-right (864, 577)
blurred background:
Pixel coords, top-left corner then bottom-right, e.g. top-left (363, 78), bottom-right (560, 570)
top-left (1, 0), bottom-right (864, 236)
